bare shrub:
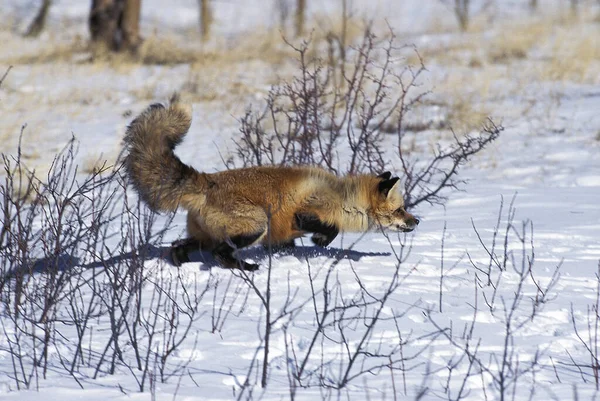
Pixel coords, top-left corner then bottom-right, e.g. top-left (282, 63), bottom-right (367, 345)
top-left (570, 261), bottom-right (600, 390)
top-left (230, 229), bottom-right (442, 398)
top-left (89, 186), bottom-right (207, 391)
top-left (429, 196), bottom-right (563, 400)
top-left (0, 132), bottom-right (117, 389)
top-left (0, 127), bottom-right (208, 392)
top-left (230, 28), bottom-right (423, 174)
top-left (399, 120), bottom-right (501, 209)
top-left (230, 26), bottom-right (501, 211)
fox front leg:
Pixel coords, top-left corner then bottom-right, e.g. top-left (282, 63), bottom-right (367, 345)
top-left (294, 212), bottom-right (339, 247)
top-left (171, 238), bottom-right (200, 266)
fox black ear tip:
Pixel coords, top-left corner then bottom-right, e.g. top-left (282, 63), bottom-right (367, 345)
top-left (377, 176), bottom-right (400, 196)
top-left (377, 171), bottom-right (392, 180)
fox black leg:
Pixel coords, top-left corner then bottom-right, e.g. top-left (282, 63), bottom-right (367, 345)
top-left (213, 231), bottom-right (264, 271)
top-left (294, 212), bottom-right (339, 247)
top-left (171, 238), bottom-right (200, 266)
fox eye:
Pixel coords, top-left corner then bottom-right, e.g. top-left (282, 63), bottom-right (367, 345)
top-left (396, 207), bottom-right (405, 214)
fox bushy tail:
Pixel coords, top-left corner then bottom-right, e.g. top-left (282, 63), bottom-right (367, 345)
top-left (124, 95), bottom-right (200, 212)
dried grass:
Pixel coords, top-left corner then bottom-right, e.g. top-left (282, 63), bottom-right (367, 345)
top-left (540, 25), bottom-right (600, 83)
top-left (487, 21), bottom-right (551, 64)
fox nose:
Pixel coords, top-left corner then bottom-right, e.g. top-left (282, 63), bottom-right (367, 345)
top-left (415, 218), bottom-right (420, 225)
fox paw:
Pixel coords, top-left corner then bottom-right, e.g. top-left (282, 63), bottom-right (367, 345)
top-left (311, 233), bottom-right (333, 247)
top-left (239, 261), bottom-right (259, 271)
top-left (171, 247), bottom-right (191, 267)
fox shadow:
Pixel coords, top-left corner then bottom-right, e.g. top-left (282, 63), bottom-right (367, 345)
top-left (7, 243), bottom-right (390, 276)
top-left (5, 246), bottom-right (170, 277)
top-left (188, 245), bottom-right (391, 271)
top-left (83, 243), bottom-right (391, 271)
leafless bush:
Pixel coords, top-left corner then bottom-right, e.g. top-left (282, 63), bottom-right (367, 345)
top-left (219, 27), bottom-right (505, 396)
top-left (0, 127), bottom-right (209, 392)
top-left (399, 119), bottom-right (501, 209)
top-left (231, 26), bottom-right (501, 211)
top-left (228, 230), bottom-right (443, 399)
top-left (0, 132), bottom-right (117, 389)
top-left (87, 184), bottom-right (207, 392)
top-left (429, 196), bottom-right (562, 400)
top-left (231, 28), bottom-right (415, 175)
top-left (210, 272), bottom-right (251, 334)
top-left (570, 261), bottom-right (600, 390)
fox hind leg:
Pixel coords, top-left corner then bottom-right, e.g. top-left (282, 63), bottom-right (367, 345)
top-left (171, 231), bottom-right (265, 270)
top-left (171, 214), bottom-right (218, 267)
top-left (202, 206), bottom-right (269, 270)
top-left (213, 231), bottom-right (265, 271)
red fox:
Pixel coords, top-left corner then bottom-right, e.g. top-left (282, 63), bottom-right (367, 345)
top-left (123, 97), bottom-right (419, 270)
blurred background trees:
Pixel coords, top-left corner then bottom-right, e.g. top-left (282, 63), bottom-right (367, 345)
top-left (86, 0), bottom-right (307, 51)
top-left (295, 0), bottom-right (306, 36)
top-left (15, 0), bottom-right (598, 49)
top-left (454, 0), bottom-right (470, 31)
top-left (198, 0), bottom-right (213, 41)
top-left (24, 0), bottom-right (52, 37)
top-left (89, 0), bottom-right (141, 52)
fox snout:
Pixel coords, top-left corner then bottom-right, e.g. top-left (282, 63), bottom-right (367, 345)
top-left (394, 210), bottom-right (420, 232)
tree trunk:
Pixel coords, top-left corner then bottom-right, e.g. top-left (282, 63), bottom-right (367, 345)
top-left (277, 0), bottom-right (290, 32)
top-left (90, 0), bottom-right (121, 49)
top-left (121, 0), bottom-right (141, 50)
top-left (198, 0), bottom-right (213, 41)
top-left (454, 0), bottom-right (470, 32)
top-left (529, 0), bottom-right (538, 12)
top-left (295, 0), bottom-right (306, 37)
top-left (89, 0), bottom-right (141, 52)
top-left (570, 0), bottom-right (579, 15)
top-left (24, 0), bottom-right (52, 38)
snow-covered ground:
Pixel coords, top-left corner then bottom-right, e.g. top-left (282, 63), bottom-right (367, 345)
top-left (1, 1), bottom-right (600, 400)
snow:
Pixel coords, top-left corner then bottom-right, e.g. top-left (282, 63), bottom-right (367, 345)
top-left (2, 0), bottom-right (600, 400)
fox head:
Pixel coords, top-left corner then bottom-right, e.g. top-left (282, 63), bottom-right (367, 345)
top-left (369, 172), bottom-right (420, 232)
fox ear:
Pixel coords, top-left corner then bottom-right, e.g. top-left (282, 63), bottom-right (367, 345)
top-left (377, 171), bottom-right (392, 181)
top-left (378, 177), bottom-right (400, 198)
